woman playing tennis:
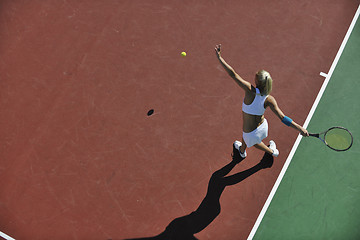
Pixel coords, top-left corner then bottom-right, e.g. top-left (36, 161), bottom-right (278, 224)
top-left (215, 44), bottom-right (309, 158)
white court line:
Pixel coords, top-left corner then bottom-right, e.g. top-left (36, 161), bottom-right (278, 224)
top-left (247, 4), bottom-right (360, 240)
top-left (320, 72), bottom-right (328, 78)
top-left (0, 231), bottom-right (15, 240)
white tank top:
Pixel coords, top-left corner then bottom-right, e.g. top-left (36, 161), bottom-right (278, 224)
top-left (242, 88), bottom-right (268, 116)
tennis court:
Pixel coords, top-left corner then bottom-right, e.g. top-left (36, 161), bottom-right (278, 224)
top-left (250, 6), bottom-right (360, 239)
top-left (0, 1), bottom-right (359, 240)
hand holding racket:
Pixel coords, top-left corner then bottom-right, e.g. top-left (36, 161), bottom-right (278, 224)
top-left (299, 126), bottom-right (309, 137)
top-left (309, 126), bottom-right (353, 151)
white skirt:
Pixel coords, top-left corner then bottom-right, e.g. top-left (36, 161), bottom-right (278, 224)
top-left (243, 119), bottom-right (268, 147)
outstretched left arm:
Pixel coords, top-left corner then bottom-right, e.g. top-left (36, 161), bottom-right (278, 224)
top-left (266, 96), bottom-right (309, 137)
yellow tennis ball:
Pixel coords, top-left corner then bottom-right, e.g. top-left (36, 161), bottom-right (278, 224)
top-left (181, 51), bottom-right (186, 57)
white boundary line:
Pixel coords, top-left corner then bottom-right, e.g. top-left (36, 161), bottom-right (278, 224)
top-left (0, 231), bottom-right (15, 240)
top-left (247, 4), bottom-right (360, 240)
top-left (319, 72), bottom-right (328, 78)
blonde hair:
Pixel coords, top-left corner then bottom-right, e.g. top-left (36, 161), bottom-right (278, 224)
top-left (256, 70), bottom-right (272, 96)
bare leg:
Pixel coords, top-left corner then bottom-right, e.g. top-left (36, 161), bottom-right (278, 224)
top-left (254, 142), bottom-right (273, 155)
top-left (240, 138), bottom-right (247, 154)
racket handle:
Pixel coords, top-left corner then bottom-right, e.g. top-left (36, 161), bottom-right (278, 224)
top-left (309, 133), bottom-right (319, 137)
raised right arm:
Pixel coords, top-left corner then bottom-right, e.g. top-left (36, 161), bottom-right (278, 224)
top-left (215, 44), bottom-right (252, 92)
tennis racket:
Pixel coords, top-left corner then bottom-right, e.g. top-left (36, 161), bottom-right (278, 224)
top-left (309, 126), bottom-right (353, 151)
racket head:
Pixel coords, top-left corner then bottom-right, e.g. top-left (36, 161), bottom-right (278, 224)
top-left (324, 127), bottom-right (353, 151)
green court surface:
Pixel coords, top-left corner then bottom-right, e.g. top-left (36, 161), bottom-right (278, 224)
top-left (252, 8), bottom-right (360, 240)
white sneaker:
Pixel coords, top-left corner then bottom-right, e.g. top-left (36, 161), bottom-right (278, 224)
top-left (234, 140), bottom-right (242, 150)
top-left (234, 140), bottom-right (247, 158)
top-left (269, 140), bottom-right (279, 157)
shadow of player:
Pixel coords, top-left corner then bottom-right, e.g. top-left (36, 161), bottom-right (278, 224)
top-left (124, 145), bottom-right (273, 240)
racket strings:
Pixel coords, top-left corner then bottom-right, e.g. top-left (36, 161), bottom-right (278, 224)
top-left (324, 128), bottom-right (353, 151)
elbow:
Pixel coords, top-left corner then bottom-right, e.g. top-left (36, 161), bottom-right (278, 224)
top-left (228, 68), bottom-right (239, 79)
top-left (229, 70), bottom-right (236, 78)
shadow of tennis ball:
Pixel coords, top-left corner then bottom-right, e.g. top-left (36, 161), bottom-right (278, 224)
top-left (147, 109), bottom-right (154, 116)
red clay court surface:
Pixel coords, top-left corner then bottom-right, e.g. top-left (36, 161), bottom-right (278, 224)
top-left (0, 1), bottom-right (359, 239)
